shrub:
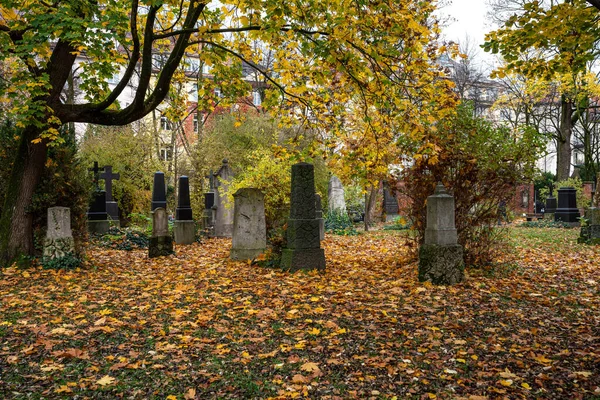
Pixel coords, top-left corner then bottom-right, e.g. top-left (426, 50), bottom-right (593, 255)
top-left (538, 177), bottom-right (589, 209)
top-left (399, 103), bottom-right (543, 266)
top-left (41, 253), bottom-right (82, 270)
top-left (325, 209), bottom-right (358, 236)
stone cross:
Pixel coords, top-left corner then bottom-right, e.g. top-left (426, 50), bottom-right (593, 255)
top-left (88, 162), bottom-right (105, 190)
top-left (99, 166), bottom-right (120, 202)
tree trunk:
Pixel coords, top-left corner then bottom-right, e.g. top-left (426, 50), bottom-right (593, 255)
top-left (0, 126), bottom-right (48, 265)
top-left (363, 184), bottom-right (378, 231)
top-left (556, 97), bottom-right (573, 181)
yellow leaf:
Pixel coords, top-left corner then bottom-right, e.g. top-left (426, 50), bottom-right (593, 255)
top-left (521, 382), bottom-right (531, 389)
top-left (22, 271), bottom-right (30, 278)
top-left (96, 375), bottom-right (116, 386)
top-left (308, 327), bottom-right (321, 335)
top-left (166, 396), bottom-right (177, 400)
top-left (499, 379), bottom-right (513, 387)
top-left (300, 362), bottom-right (320, 373)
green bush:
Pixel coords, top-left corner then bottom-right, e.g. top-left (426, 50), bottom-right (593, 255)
top-left (41, 253), bottom-right (82, 270)
top-left (538, 177), bottom-right (589, 208)
top-left (93, 226), bottom-right (150, 250)
top-left (519, 219), bottom-right (576, 229)
top-left (383, 215), bottom-right (411, 230)
top-left (325, 209), bottom-right (358, 236)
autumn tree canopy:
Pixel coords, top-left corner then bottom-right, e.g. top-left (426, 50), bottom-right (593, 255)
top-left (0, 0), bottom-right (456, 263)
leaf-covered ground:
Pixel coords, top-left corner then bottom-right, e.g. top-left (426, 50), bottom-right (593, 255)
top-left (1, 227), bottom-right (599, 399)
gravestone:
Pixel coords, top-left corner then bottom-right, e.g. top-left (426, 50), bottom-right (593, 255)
top-left (328, 175), bottom-right (346, 213)
top-left (202, 170), bottom-right (216, 236)
top-left (418, 183), bottom-right (464, 285)
top-left (578, 207), bottom-right (600, 244)
top-left (383, 183), bottom-right (399, 222)
top-left (281, 163), bottom-right (326, 271)
top-left (544, 182), bottom-right (557, 219)
top-left (151, 171), bottom-right (167, 211)
top-left (87, 162), bottom-right (110, 234)
top-left (554, 187), bottom-right (580, 225)
top-left (230, 188), bottom-right (266, 260)
top-left (149, 208), bottom-right (173, 257)
top-left (43, 207), bottom-right (75, 259)
top-left (174, 176), bottom-right (195, 244)
top-left (315, 194), bottom-right (325, 241)
top-left (213, 159), bottom-right (234, 237)
top-left (99, 165), bottom-right (120, 226)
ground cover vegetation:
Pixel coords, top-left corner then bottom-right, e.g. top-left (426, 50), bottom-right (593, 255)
top-left (1, 227), bottom-right (599, 399)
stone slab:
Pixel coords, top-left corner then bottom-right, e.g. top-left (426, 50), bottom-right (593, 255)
top-left (230, 247), bottom-right (265, 261)
top-left (87, 220), bottom-right (110, 234)
top-left (174, 220), bottom-right (196, 244)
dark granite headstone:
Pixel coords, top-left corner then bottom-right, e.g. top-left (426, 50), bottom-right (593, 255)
top-left (280, 163), bottom-right (326, 271)
top-left (383, 183), bottom-right (399, 222)
top-left (176, 176), bottom-right (193, 220)
top-left (204, 192), bottom-right (215, 209)
top-left (100, 166), bottom-right (120, 223)
top-left (151, 171), bottom-right (167, 211)
top-left (87, 190), bottom-right (109, 234)
top-left (555, 187), bottom-right (580, 224)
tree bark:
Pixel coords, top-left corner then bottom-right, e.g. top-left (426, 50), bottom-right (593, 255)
top-left (556, 97), bottom-right (573, 181)
top-left (363, 184), bottom-right (378, 231)
top-left (0, 126), bottom-right (48, 264)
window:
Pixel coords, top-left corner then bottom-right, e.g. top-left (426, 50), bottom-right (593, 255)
top-left (252, 90), bottom-right (262, 106)
top-left (193, 113), bottom-right (199, 132)
top-left (185, 57), bottom-right (200, 72)
top-left (108, 73), bottom-right (120, 85)
top-left (202, 63), bottom-right (211, 75)
top-left (160, 116), bottom-right (171, 130)
top-left (189, 83), bottom-right (198, 102)
top-left (214, 88), bottom-right (222, 98)
top-left (160, 147), bottom-right (173, 161)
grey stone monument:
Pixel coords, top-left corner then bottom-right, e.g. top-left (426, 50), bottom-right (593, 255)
top-left (151, 171), bottom-right (167, 211)
top-left (418, 183), bottom-right (464, 285)
top-left (174, 176), bottom-right (195, 244)
top-left (281, 163), bottom-right (326, 271)
top-left (328, 175), bottom-right (346, 213)
top-left (315, 193), bottom-right (325, 241)
top-left (214, 159), bottom-right (234, 237)
top-left (555, 187), bottom-right (580, 225)
top-left (149, 208), bottom-right (173, 258)
top-left (230, 188), bottom-right (267, 260)
top-left (99, 165), bottom-right (120, 226)
top-left (87, 162), bottom-right (109, 234)
top-left (43, 207), bottom-right (75, 259)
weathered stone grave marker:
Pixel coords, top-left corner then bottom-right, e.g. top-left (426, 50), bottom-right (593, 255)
top-left (418, 183), bottom-right (464, 285)
top-left (230, 188), bottom-right (266, 260)
top-left (315, 193), bottom-right (324, 241)
top-left (214, 159), bottom-right (234, 237)
top-left (149, 208), bottom-right (173, 257)
top-left (281, 162), bottom-right (326, 271)
top-left (43, 207), bottom-right (75, 259)
top-left (174, 176), bottom-right (195, 244)
top-left (328, 175), bottom-right (346, 213)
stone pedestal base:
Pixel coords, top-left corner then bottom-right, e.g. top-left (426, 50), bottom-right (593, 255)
top-left (43, 237), bottom-right (75, 259)
top-left (230, 247), bottom-right (266, 261)
top-left (281, 248), bottom-right (326, 271)
top-left (149, 236), bottom-right (173, 258)
top-left (418, 244), bottom-right (464, 285)
top-left (87, 220), bottom-right (110, 234)
top-left (543, 213), bottom-right (555, 220)
top-left (578, 224), bottom-right (600, 244)
top-left (174, 220), bottom-right (196, 244)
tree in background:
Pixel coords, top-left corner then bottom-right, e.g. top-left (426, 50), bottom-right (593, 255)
top-left (0, 0), bottom-right (455, 264)
top-left (483, 0), bottom-right (600, 181)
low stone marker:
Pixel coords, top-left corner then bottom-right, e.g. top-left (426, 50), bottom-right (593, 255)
top-left (281, 162), bottom-right (326, 271)
top-left (230, 188), bottom-right (266, 260)
top-left (149, 207), bottom-right (173, 258)
top-left (418, 183), bottom-right (464, 285)
top-left (174, 176), bottom-right (195, 244)
top-left (578, 207), bottom-right (600, 244)
top-left (43, 207), bottom-right (75, 259)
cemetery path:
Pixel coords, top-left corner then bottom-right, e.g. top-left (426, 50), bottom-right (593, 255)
top-left (0, 228), bottom-right (599, 399)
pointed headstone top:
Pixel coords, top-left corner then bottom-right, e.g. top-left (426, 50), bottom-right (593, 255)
top-left (434, 182), bottom-right (449, 196)
top-left (222, 159), bottom-right (228, 165)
